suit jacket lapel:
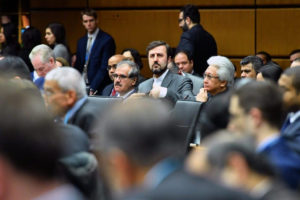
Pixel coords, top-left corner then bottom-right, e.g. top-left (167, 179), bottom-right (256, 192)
top-left (161, 71), bottom-right (173, 88)
top-left (145, 79), bottom-right (154, 93)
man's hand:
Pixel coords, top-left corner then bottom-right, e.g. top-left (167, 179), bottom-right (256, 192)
top-left (196, 88), bottom-right (208, 102)
top-left (149, 86), bottom-right (161, 99)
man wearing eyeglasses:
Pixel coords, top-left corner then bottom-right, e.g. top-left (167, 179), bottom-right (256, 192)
top-left (240, 56), bottom-right (263, 79)
top-left (113, 60), bottom-right (138, 99)
top-left (102, 54), bottom-right (125, 96)
top-left (196, 56), bottom-right (235, 102)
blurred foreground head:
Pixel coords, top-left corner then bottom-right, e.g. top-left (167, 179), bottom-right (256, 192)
top-left (93, 98), bottom-right (183, 195)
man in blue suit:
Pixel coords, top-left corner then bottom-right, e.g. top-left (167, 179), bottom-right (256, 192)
top-left (75, 9), bottom-right (116, 95)
top-left (228, 81), bottom-right (300, 190)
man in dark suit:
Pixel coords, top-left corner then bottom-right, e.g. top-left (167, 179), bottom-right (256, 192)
top-left (137, 40), bottom-right (194, 103)
top-left (228, 81), bottom-right (300, 190)
top-left (279, 67), bottom-right (300, 155)
top-left (75, 8), bottom-right (116, 96)
top-left (177, 4), bottom-right (217, 75)
top-left (44, 67), bottom-right (98, 137)
top-left (101, 54), bottom-right (125, 96)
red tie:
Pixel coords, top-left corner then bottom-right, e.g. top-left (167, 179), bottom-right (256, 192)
top-left (111, 88), bottom-right (116, 96)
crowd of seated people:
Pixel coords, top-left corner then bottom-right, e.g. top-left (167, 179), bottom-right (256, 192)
top-left (1, 4), bottom-right (300, 200)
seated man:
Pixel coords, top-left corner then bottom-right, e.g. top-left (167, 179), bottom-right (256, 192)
top-left (138, 40), bottom-right (194, 103)
top-left (0, 80), bottom-right (84, 200)
top-left (229, 80), bottom-right (300, 190)
top-left (112, 60), bottom-right (138, 99)
top-left (44, 67), bottom-right (96, 137)
top-left (240, 55), bottom-right (263, 79)
top-left (196, 55), bottom-right (234, 102)
top-left (174, 50), bottom-right (203, 95)
top-left (102, 54), bottom-right (125, 96)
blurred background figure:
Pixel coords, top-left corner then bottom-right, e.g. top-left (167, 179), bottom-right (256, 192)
top-left (122, 48), bottom-right (146, 83)
top-left (256, 51), bottom-right (272, 65)
top-left (0, 17), bottom-right (20, 56)
top-left (45, 22), bottom-right (70, 63)
top-left (19, 26), bottom-right (42, 72)
top-left (0, 55), bottom-right (31, 80)
top-left (256, 63), bottom-right (282, 83)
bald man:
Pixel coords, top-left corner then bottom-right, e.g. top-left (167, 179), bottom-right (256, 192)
top-left (101, 54), bottom-right (125, 96)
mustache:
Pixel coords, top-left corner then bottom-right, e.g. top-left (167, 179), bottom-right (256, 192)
top-left (152, 61), bottom-right (161, 67)
top-left (115, 82), bottom-right (122, 87)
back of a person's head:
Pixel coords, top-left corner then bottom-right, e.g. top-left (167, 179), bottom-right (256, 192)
top-left (205, 131), bottom-right (276, 178)
top-left (234, 81), bottom-right (284, 128)
top-left (0, 55), bottom-right (31, 80)
top-left (0, 80), bottom-right (63, 179)
top-left (2, 22), bottom-right (18, 44)
top-left (122, 48), bottom-right (143, 70)
top-left (21, 26), bottom-right (42, 50)
top-left (45, 67), bottom-right (86, 99)
top-left (180, 4), bottom-right (200, 24)
top-left (94, 98), bottom-right (181, 167)
top-left (259, 63), bottom-right (282, 82)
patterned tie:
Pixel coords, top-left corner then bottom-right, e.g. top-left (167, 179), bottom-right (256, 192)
top-left (83, 36), bottom-right (93, 84)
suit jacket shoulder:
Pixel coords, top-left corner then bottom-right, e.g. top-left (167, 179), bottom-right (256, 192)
top-left (101, 82), bottom-right (114, 96)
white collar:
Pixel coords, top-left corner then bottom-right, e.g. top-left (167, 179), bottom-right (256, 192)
top-left (153, 69), bottom-right (169, 82)
top-left (289, 110), bottom-right (300, 123)
top-left (87, 28), bottom-right (99, 38)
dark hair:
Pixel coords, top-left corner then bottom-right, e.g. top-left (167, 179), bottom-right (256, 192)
top-left (175, 49), bottom-right (193, 61)
top-left (0, 80), bottom-right (64, 179)
top-left (46, 23), bottom-right (67, 46)
top-left (256, 51), bottom-right (271, 63)
top-left (146, 40), bottom-right (170, 58)
top-left (234, 81), bottom-right (284, 128)
top-left (258, 63), bottom-right (282, 83)
top-left (94, 98), bottom-right (183, 167)
top-left (180, 4), bottom-right (200, 24)
top-left (289, 49), bottom-right (300, 57)
top-left (2, 22), bottom-right (18, 44)
top-left (0, 56), bottom-right (31, 80)
top-left (122, 48), bottom-right (143, 70)
top-left (21, 26), bottom-right (41, 50)
top-left (240, 55), bottom-right (263, 73)
top-left (81, 8), bottom-right (97, 19)
top-left (206, 133), bottom-right (276, 177)
top-left (283, 67), bottom-right (300, 94)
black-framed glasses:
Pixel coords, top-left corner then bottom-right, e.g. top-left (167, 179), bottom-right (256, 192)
top-left (107, 64), bottom-right (117, 71)
top-left (112, 73), bottom-right (130, 80)
top-left (203, 73), bottom-right (219, 80)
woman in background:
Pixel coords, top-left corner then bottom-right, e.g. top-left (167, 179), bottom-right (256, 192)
top-left (45, 23), bottom-right (70, 62)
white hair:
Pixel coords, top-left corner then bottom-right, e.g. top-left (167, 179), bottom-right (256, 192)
top-left (45, 67), bottom-right (86, 99)
top-left (29, 44), bottom-right (55, 63)
top-left (207, 56), bottom-right (235, 87)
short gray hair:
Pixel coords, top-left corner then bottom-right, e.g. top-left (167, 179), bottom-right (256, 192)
top-left (116, 60), bottom-right (139, 85)
top-left (45, 67), bottom-right (86, 99)
top-left (207, 56), bottom-right (235, 87)
top-left (29, 44), bottom-right (55, 63)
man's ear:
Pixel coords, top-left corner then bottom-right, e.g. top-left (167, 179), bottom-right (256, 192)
top-left (66, 90), bottom-right (77, 106)
top-left (132, 77), bottom-right (137, 87)
top-left (109, 149), bottom-right (135, 191)
top-left (220, 80), bottom-right (227, 88)
top-left (227, 152), bottom-right (249, 182)
top-left (249, 107), bottom-right (263, 127)
top-left (185, 16), bottom-right (192, 25)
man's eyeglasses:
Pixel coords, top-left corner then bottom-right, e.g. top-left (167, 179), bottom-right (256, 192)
top-left (107, 64), bottom-right (117, 71)
top-left (112, 73), bottom-right (130, 80)
top-left (203, 73), bottom-right (219, 80)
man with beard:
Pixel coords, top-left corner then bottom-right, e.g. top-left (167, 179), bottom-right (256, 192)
top-left (137, 40), bottom-right (194, 103)
top-left (112, 60), bottom-right (138, 99)
top-left (279, 67), bottom-right (300, 155)
top-left (177, 4), bottom-right (217, 76)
